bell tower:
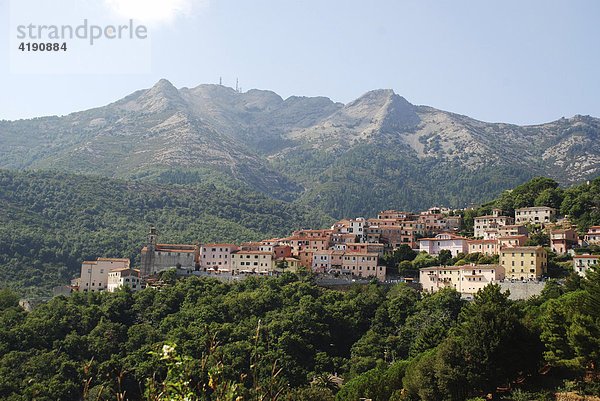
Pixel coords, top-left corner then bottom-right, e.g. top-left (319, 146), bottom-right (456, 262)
top-left (148, 227), bottom-right (157, 252)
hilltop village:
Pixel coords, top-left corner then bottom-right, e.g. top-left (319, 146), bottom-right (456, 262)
top-left (66, 205), bottom-right (600, 300)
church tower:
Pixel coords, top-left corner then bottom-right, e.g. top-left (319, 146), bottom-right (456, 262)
top-left (148, 227), bottom-right (157, 252)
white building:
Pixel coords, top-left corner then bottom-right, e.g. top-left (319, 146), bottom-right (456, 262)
top-left (515, 207), bottom-right (557, 225)
top-left (473, 209), bottom-right (514, 238)
top-left (573, 255), bottom-right (599, 277)
top-left (419, 264), bottom-right (505, 299)
top-left (107, 268), bottom-right (143, 292)
top-left (79, 258), bottom-right (130, 292)
top-left (230, 251), bottom-right (273, 274)
top-left (419, 233), bottom-right (469, 257)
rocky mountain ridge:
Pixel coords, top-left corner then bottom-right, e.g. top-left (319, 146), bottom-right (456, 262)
top-left (1, 79), bottom-right (598, 214)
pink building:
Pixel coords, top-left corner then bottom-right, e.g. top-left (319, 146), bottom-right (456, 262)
top-left (497, 235), bottom-right (529, 249)
top-left (312, 250), bottom-right (334, 273)
top-left (419, 233), bottom-right (469, 257)
top-left (341, 252), bottom-right (385, 280)
top-left (585, 226), bottom-right (600, 245)
top-left (467, 239), bottom-right (498, 256)
top-left (498, 225), bottom-right (528, 237)
top-left (550, 229), bottom-right (579, 254)
top-left (200, 244), bottom-right (238, 271)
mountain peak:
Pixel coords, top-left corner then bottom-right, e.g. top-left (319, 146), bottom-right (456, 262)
top-left (148, 79), bottom-right (180, 97)
top-left (131, 79), bottom-right (186, 113)
top-left (348, 89), bottom-right (396, 105)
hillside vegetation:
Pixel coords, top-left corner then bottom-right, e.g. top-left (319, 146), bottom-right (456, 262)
top-left (0, 271), bottom-right (598, 400)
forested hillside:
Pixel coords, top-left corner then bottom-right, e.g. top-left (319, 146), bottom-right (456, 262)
top-left (0, 170), bottom-right (333, 296)
top-left (0, 271), bottom-right (598, 400)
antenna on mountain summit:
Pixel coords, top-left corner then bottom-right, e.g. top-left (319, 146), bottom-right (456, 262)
top-left (219, 76), bottom-right (222, 85)
top-left (235, 78), bottom-right (239, 92)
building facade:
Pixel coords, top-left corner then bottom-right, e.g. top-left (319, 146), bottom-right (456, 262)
top-left (419, 233), bottom-right (469, 257)
top-left (473, 209), bottom-right (514, 238)
top-left (515, 207), bottom-right (557, 225)
top-left (572, 255), bottom-right (599, 276)
top-left (500, 246), bottom-right (547, 280)
top-left (140, 228), bottom-right (197, 277)
top-left (584, 226), bottom-right (600, 245)
top-left (200, 244), bottom-right (238, 270)
top-left (230, 251), bottom-right (273, 274)
top-left (419, 264), bottom-right (505, 299)
top-left (79, 257), bottom-right (130, 292)
top-left (107, 268), bottom-right (143, 292)
top-left (467, 239), bottom-right (499, 256)
top-left (550, 229), bottom-right (579, 254)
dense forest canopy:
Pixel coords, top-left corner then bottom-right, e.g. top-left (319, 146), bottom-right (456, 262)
top-left (0, 270), bottom-right (599, 400)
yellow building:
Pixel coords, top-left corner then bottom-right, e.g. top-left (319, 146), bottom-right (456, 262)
top-left (272, 257), bottom-right (301, 273)
top-left (500, 246), bottom-right (547, 280)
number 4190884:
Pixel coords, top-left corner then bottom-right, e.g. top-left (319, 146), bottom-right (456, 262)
top-left (18, 42), bottom-right (67, 51)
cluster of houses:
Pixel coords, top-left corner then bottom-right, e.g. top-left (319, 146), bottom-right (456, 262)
top-left (67, 205), bottom-right (600, 299)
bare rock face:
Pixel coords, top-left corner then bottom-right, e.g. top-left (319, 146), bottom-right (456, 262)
top-left (0, 79), bottom-right (599, 210)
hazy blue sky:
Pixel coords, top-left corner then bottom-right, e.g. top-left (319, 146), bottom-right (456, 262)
top-left (1, 0), bottom-right (599, 124)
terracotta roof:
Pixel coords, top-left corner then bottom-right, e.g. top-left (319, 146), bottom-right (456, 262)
top-left (233, 251), bottom-right (273, 255)
top-left (499, 246), bottom-right (543, 251)
top-left (109, 268), bottom-right (140, 275)
top-left (420, 264), bottom-right (501, 271)
top-left (420, 233), bottom-right (469, 241)
top-left (312, 249), bottom-right (335, 255)
top-left (474, 215), bottom-right (512, 220)
top-left (345, 242), bottom-right (384, 246)
top-left (98, 258), bottom-right (130, 262)
top-left (573, 255), bottom-right (599, 259)
top-left (156, 243), bottom-right (196, 248)
top-left (202, 244), bottom-right (236, 247)
top-left (274, 257), bottom-right (300, 262)
top-left (497, 235), bottom-right (529, 240)
top-left (155, 247), bottom-right (195, 253)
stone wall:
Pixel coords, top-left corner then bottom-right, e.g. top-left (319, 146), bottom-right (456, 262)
top-left (141, 249), bottom-right (195, 277)
top-left (497, 280), bottom-right (545, 300)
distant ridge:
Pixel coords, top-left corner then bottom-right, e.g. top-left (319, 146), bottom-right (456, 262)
top-left (1, 79), bottom-right (599, 215)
